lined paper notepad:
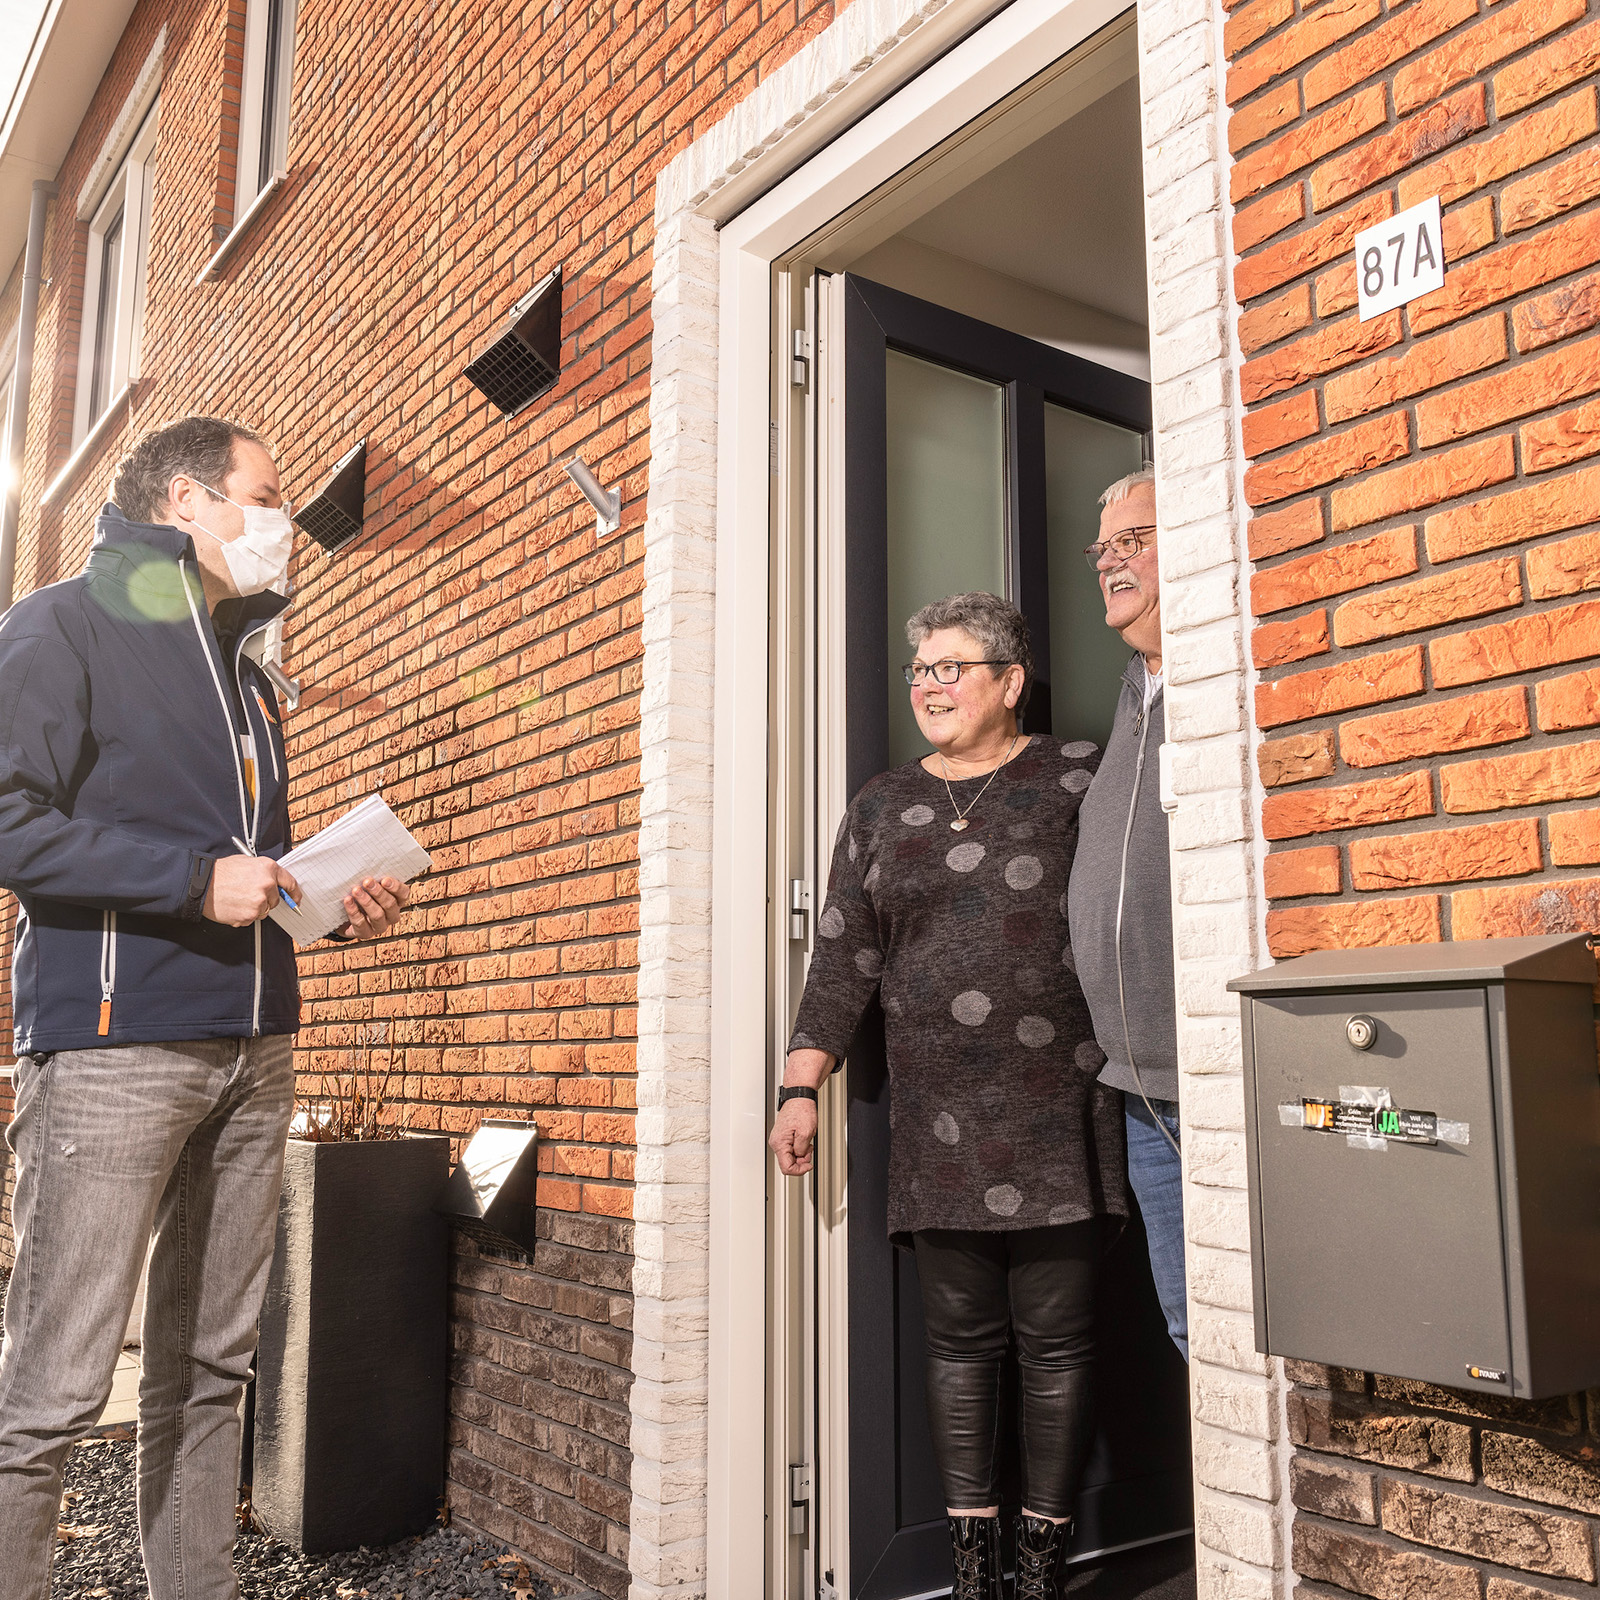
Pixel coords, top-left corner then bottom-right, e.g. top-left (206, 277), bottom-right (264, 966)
top-left (268, 793), bottom-right (432, 945)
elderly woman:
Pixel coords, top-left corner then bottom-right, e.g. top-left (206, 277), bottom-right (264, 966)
top-left (769, 591), bottom-right (1125, 1600)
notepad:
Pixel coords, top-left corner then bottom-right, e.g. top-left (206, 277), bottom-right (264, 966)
top-left (268, 793), bottom-right (433, 946)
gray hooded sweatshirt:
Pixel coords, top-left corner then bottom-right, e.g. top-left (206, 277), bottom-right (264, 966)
top-left (1067, 654), bottom-right (1180, 1104)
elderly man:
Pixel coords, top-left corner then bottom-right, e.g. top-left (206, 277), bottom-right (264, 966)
top-left (0, 416), bottom-right (409, 1600)
top-left (1066, 467), bottom-right (1187, 1361)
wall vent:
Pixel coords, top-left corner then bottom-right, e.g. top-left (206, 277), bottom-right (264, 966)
top-left (294, 440), bottom-right (367, 554)
top-left (463, 266), bottom-right (562, 417)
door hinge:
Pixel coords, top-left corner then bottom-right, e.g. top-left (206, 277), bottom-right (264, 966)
top-left (792, 328), bottom-right (812, 388)
top-left (820, 1572), bottom-right (838, 1600)
top-left (789, 1462), bottom-right (812, 1536)
top-left (789, 879), bottom-right (812, 941)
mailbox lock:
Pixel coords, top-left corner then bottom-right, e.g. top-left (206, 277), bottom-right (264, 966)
top-left (1345, 1015), bottom-right (1378, 1050)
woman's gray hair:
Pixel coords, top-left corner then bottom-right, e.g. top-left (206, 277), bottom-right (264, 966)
top-left (1099, 465), bottom-right (1156, 509)
top-left (905, 591), bottom-right (1033, 714)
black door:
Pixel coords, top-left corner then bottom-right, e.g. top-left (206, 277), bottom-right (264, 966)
top-left (832, 274), bottom-right (1192, 1599)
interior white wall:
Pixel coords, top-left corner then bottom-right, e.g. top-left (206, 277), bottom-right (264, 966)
top-left (846, 234), bottom-right (1151, 377)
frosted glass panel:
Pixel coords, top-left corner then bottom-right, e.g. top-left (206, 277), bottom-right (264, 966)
top-left (1044, 404), bottom-right (1146, 753)
top-left (885, 350), bottom-right (1007, 769)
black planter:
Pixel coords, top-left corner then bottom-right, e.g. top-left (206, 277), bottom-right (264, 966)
top-left (253, 1135), bottom-right (451, 1553)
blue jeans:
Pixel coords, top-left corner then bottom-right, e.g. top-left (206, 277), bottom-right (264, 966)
top-left (0, 1037), bottom-right (294, 1600)
top-left (1125, 1097), bottom-right (1188, 1362)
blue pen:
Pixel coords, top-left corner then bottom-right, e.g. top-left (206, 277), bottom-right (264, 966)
top-left (232, 836), bottom-right (299, 910)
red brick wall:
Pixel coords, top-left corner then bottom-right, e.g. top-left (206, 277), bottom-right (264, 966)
top-left (0, 0), bottom-right (839, 1588)
top-left (1229, 0), bottom-right (1600, 1591)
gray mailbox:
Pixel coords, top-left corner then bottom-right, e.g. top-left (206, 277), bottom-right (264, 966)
top-left (1229, 934), bottom-right (1600, 1399)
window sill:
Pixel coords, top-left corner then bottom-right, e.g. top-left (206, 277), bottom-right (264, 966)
top-left (195, 171), bottom-right (286, 285)
top-left (40, 382), bottom-right (138, 508)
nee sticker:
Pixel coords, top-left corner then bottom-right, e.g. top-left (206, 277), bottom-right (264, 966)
top-left (1355, 197), bottom-right (1445, 322)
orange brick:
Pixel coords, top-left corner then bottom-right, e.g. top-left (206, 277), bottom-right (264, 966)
top-left (1522, 399), bottom-right (1600, 475)
top-left (1504, 145), bottom-right (1600, 236)
top-left (1258, 729), bottom-right (1338, 788)
top-left (1453, 876), bottom-right (1600, 939)
top-left (1230, 80), bottom-right (1302, 156)
top-left (1494, 18), bottom-right (1600, 118)
top-left (1249, 500), bottom-right (1327, 561)
top-left (1339, 686), bottom-right (1530, 768)
top-left (1397, 0), bottom-right (1586, 114)
top-left (1528, 530), bottom-right (1600, 601)
top-left (535, 1174), bottom-right (582, 1212)
top-left (1252, 528), bottom-right (1417, 616)
top-left (1239, 285), bottom-right (1314, 357)
top-left (1304, 0), bottom-right (1477, 111)
top-left (1537, 667), bottom-right (1600, 732)
top-left (1253, 611), bottom-right (1331, 668)
top-left (1264, 845), bottom-right (1342, 898)
top-left (1332, 436), bottom-right (1516, 535)
top-left (1245, 415), bottom-right (1410, 508)
top-left (1401, 87), bottom-right (1598, 211)
top-left (1234, 187), bottom-right (1308, 254)
top-left (1433, 599), bottom-right (1600, 688)
top-left (1258, 647), bottom-right (1424, 732)
top-left (1441, 741), bottom-right (1600, 813)
top-left (1231, 87), bottom-right (1388, 205)
top-left (1418, 334), bottom-right (1600, 449)
top-left (1224, 0), bottom-right (1294, 59)
top-left (1267, 896), bottom-right (1441, 957)
top-left (1425, 462), bottom-right (1600, 562)
top-left (582, 1182), bottom-right (633, 1218)
top-left (1311, 86), bottom-right (1487, 213)
top-left (1441, 195), bottom-right (1498, 265)
top-left (1235, 194), bottom-right (1394, 303)
top-left (1324, 318), bottom-right (1508, 424)
top-left (1240, 311), bottom-right (1402, 406)
top-left (1549, 809), bottom-right (1600, 867)
top-left (1263, 771), bottom-right (1434, 841)
top-left (1243, 391), bottom-right (1321, 457)
top-left (1515, 270), bottom-right (1600, 354)
top-left (1350, 820), bottom-right (1541, 891)
top-left (1227, 0), bottom-right (1381, 105)
top-left (1315, 260), bottom-right (1359, 319)
top-left (1332, 558), bottom-right (1522, 648)
top-left (1411, 209), bottom-right (1600, 335)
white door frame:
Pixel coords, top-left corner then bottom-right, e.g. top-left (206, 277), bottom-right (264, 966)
top-left (633, 0), bottom-right (1282, 1593)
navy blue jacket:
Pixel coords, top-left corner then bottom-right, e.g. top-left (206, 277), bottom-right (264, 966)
top-left (0, 505), bottom-right (299, 1052)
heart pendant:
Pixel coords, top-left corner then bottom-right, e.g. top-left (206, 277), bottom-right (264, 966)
top-left (949, 818), bottom-right (969, 832)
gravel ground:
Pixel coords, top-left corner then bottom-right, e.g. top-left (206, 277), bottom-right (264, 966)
top-left (2, 1265), bottom-right (561, 1600)
top-left (52, 1438), bottom-right (558, 1600)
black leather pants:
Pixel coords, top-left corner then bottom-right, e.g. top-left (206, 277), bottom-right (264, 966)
top-left (914, 1221), bottom-right (1101, 1521)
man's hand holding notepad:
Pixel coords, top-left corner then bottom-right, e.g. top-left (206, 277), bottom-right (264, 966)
top-left (268, 793), bottom-right (432, 946)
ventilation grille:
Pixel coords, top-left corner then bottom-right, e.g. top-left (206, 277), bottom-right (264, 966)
top-left (463, 266), bottom-right (562, 418)
top-left (293, 440), bottom-right (367, 555)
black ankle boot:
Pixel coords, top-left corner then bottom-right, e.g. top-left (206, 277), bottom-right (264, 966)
top-left (947, 1514), bottom-right (1003, 1600)
top-left (1014, 1512), bottom-right (1071, 1600)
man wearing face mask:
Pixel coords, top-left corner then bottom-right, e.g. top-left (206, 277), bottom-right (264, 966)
top-left (0, 416), bottom-right (409, 1600)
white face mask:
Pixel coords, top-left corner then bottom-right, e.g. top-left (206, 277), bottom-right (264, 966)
top-left (184, 485), bottom-right (294, 595)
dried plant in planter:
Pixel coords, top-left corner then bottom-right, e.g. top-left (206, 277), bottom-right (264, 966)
top-left (292, 1059), bottom-right (413, 1142)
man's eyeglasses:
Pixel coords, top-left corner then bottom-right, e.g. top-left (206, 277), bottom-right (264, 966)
top-left (902, 659), bottom-right (1008, 686)
top-left (1083, 526), bottom-right (1156, 570)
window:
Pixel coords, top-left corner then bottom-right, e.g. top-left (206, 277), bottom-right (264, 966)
top-left (73, 102), bottom-right (158, 446)
top-left (235, 0), bottom-right (298, 218)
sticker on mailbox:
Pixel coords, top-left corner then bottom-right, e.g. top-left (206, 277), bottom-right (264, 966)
top-left (1280, 1097), bottom-right (1466, 1146)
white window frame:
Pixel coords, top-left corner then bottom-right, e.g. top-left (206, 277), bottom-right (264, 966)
top-left (73, 101), bottom-right (159, 448)
top-left (235, 0), bottom-right (298, 220)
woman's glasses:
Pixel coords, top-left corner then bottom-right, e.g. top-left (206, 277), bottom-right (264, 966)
top-left (902, 659), bottom-right (1007, 686)
top-left (1083, 526), bottom-right (1156, 570)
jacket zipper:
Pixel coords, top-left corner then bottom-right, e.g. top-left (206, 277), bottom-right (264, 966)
top-left (182, 559), bottom-right (270, 1036)
top-left (99, 910), bottom-right (117, 1036)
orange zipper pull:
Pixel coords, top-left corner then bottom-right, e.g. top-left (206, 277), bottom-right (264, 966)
top-left (98, 998), bottom-right (111, 1036)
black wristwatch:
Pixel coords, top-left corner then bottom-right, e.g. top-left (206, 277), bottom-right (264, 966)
top-left (777, 1084), bottom-right (818, 1108)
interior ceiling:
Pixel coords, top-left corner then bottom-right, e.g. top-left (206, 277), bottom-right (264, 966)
top-left (898, 74), bottom-right (1149, 327)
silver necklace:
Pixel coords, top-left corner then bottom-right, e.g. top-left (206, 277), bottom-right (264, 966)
top-left (939, 735), bottom-right (1019, 831)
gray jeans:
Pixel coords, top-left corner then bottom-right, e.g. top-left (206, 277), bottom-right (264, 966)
top-left (0, 1037), bottom-right (294, 1600)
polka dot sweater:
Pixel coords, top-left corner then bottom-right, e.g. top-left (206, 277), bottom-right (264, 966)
top-left (789, 736), bottom-right (1129, 1242)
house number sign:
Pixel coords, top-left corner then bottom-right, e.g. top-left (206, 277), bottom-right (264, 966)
top-left (1355, 196), bottom-right (1445, 321)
